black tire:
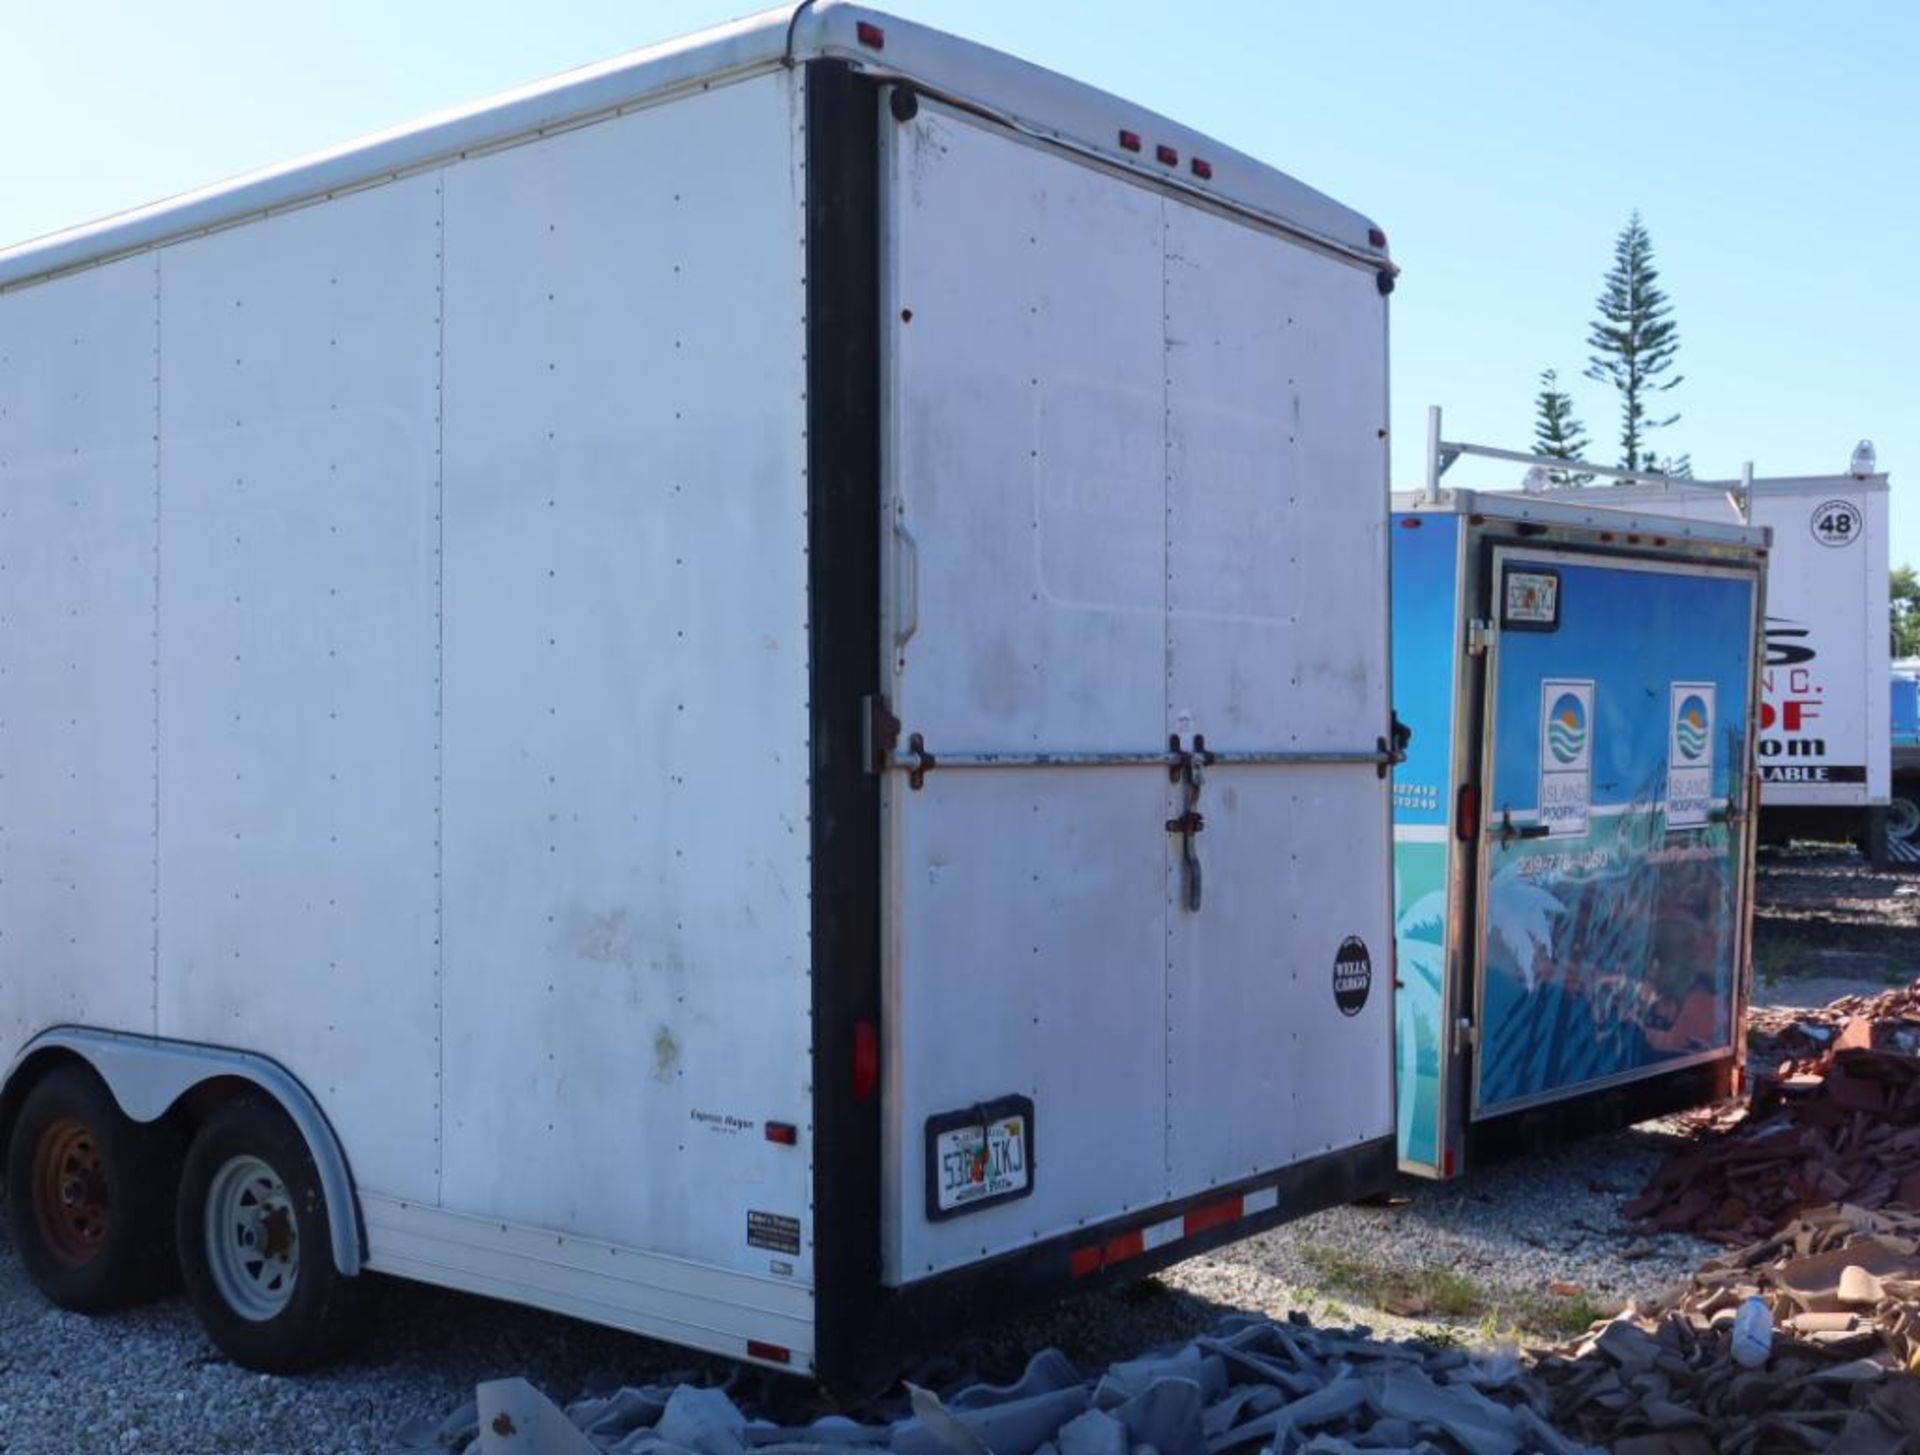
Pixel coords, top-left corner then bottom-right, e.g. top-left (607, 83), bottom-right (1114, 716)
top-left (175, 1095), bottom-right (367, 1373)
top-left (3, 1062), bottom-right (176, 1312)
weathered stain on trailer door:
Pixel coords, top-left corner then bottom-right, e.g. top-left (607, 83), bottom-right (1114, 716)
top-left (878, 98), bottom-right (1393, 1284)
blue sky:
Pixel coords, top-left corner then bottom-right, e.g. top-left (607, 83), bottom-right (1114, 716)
top-left (4, 2), bottom-right (1914, 567)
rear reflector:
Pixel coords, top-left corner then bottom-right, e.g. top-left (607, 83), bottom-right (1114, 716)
top-left (1190, 158), bottom-right (1213, 180)
top-left (747, 1340), bottom-right (792, 1365)
top-left (852, 1019), bottom-right (879, 1100)
top-left (855, 21), bottom-right (885, 49)
top-left (1069, 1189), bottom-right (1276, 1276)
top-left (1155, 144), bottom-right (1179, 166)
top-left (764, 1121), bottom-right (798, 1146)
top-left (1118, 129), bottom-right (1142, 153)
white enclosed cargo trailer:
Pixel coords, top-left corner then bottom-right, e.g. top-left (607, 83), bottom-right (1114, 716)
top-left (0, 4), bottom-right (1399, 1381)
top-left (1427, 415), bottom-right (1892, 859)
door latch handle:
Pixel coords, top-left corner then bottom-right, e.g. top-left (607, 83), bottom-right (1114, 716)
top-left (1499, 810), bottom-right (1552, 845)
top-left (1168, 734), bottom-right (1209, 912)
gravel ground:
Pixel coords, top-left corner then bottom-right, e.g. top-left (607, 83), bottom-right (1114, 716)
top-left (0, 1210), bottom-right (733, 1455)
top-left (0, 1128), bottom-right (1707, 1452)
top-left (1162, 1125), bottom-right (1713, 1347)
top-left (2, 850), bottom-right (1907, 1451)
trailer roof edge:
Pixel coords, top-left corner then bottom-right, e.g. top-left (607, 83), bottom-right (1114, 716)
top-left (1393, 488), bottom-right (1773, 551)
top-left (0, 3), bottom-right (1389, 295)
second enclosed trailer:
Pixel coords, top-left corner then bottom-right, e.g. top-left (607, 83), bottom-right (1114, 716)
top-left (0, 4), bottom-right (1398, 1382)
top-left (1390, 489), bottom-right (1768, 1178)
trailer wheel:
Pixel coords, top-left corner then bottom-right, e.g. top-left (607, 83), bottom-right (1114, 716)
top-left (3, 1063), bottom-right (176, 1312)
top-left (175, 1096), bottom-right (365, 1372)
top-left (1889, 792), bottom-right (1919, 844)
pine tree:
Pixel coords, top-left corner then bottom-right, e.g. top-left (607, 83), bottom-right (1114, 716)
top-left (1532, 369), bottom-right (1592, 485)
top-left (1586, 212), bottom-right (1683, 470)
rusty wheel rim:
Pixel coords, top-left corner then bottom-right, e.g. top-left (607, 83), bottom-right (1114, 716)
top-left (32, 1116), bottom-right (110, 1269)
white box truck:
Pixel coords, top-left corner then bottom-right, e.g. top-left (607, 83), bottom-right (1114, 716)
top-left (1427, 416), bottom-right (1892, 860)
top-left (0, 4), bottom-right (1399, 1381)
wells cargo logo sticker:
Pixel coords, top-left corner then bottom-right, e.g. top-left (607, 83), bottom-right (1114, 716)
top-left (1537, 680), bottom-right (1593, 837)
top-left (1667, 683), bottom-right (1716, 830)
top-left (1333, 936), bottom-right (1373, 1017)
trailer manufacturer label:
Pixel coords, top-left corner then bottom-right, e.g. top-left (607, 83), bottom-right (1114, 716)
top-left (1666, 683), bottom-right (1716, 830)
top-left (746, 1211), bottom-right (801, 1256)
top-left (1537, 680), bottom-right (1593, 837)
top-left (1332, 936), bottom-right (1373, 1016)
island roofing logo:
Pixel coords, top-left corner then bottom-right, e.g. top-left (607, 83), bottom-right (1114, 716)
top-left (1536, 680), bottom-right (1593, 838)
top-left (1546, 691), bottom-right (1588, 765)
top-left (1674, 693), bottom-right (1711, 762)
top-left (1667, 683), bottom-right (1716, 831)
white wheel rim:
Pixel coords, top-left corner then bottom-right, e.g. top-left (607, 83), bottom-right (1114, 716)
top-left (204, 1154), bottom-right (298, 1321)
top-left (1889, 797), bottom-right (1920, 842)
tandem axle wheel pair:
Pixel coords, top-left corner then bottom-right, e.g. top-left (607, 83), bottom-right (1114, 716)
top-left (3, 1061), bottom-right (365, 1372)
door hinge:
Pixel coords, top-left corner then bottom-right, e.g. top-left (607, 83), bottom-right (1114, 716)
top-left (863, 694), bottom-right (901, 776)
top-left (1466, 618), bottom-right (1495, 656)
top-left (1453, 1017), bottom-right (1478, 1056)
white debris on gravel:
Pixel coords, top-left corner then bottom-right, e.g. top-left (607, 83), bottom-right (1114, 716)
top-left (0, 1126), bottom-right (1703, 1452)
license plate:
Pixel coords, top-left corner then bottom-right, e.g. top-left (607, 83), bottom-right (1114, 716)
top-left (925, 1097), bottom-right (1035, 1219)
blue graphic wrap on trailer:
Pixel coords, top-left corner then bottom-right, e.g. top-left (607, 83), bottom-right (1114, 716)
top-left (1389, 514), bottom-right (1459, 1170)
top-left (1477, 555), bottom-right (1756, 1116)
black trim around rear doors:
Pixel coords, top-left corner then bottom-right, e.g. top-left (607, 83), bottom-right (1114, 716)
top-left (803, 58), bottom-right (885, 1387)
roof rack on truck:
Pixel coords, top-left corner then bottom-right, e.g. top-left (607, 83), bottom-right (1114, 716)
top-left (1424, 407), bottom-right (1893, 866)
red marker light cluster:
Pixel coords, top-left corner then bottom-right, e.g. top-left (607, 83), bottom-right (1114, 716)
top-left (1115, 129), bottom-right (1211, 180)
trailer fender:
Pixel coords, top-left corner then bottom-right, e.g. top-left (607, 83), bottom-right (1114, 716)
top-left (2, 1027), bottom-right (364, 1276)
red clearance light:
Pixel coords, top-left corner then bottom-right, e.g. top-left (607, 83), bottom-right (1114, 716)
top-left (747, 1340), bottom-right (792, 1365)
top-left (1599, 532), bottom-right (1615, 542)
top-left (1653, 536), bottom-right (1668, 547)
top-left (852, 1019), bottom-right (879, 1099)
top-left (855, 21), bottom-right (885, 49)
top-left (1190, 157), bottom-right (1213, 180)
top-left (764, 1121), bottom-right (798, 1146)
top-left (1118, 129), bottom-right (1142, 152)
top-left (1627, 534), bottom-right (1642, 544)
top-left (1455, 783), bottom-right (1479, 842)
top-left (1156, 144), bottom-right (1179, 166)
top-left (1399, 516), bottom-right (1422, 529)
top-left (1368, 227), bottom-right (1388, 249)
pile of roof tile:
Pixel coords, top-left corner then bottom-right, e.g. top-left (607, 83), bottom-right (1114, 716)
top-left (1750, 979), bottom-right (1920, 1076)
top-left (1627, 983), bottom-right (1920, 1244)
top-left (406, 1315), bottom-right (1602, 1455)
top-left (1533, 1204), bottom-right (1920, 1453)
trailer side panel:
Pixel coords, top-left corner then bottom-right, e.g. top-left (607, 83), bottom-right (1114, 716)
top-left (0, 257), bottom-right (159, 1052)
top-left (436, 71), bottom-right (816, 1283)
